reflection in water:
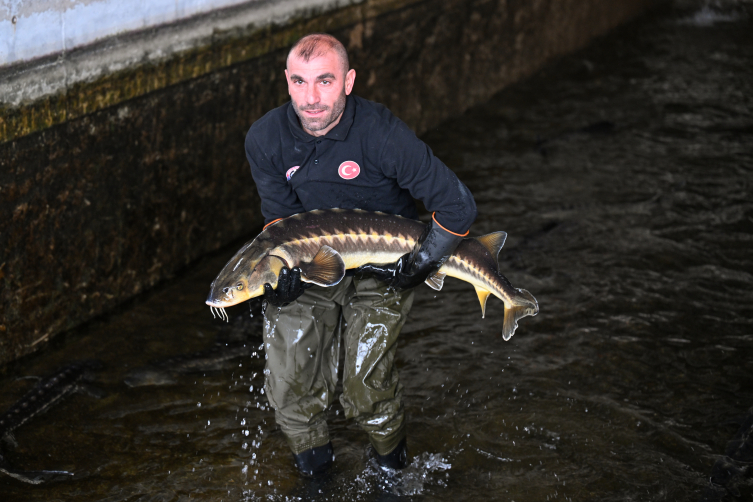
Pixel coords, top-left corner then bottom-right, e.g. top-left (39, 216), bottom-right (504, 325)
top-left (1, 2), bottom-right (752, 500)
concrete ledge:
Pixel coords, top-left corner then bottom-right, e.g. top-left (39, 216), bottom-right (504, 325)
top-left (0, 0), bottom-right (657, 366)
top-left (0, 0), bottom-right (384, 142)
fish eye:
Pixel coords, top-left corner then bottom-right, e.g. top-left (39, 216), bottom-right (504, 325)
top-left (236, 282), bottom-right (244, 290)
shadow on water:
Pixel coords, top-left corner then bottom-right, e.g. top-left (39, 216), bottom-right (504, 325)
top-left (2, 2), bottom-right (753, 500)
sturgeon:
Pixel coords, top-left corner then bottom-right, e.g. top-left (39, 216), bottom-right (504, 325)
top-left (206, 209), bottom-right (538, 340)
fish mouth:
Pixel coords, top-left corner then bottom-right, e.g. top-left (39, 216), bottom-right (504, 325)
top-left (205, 290), bottom-right (243, 323)
top-left (205, 297), bottom-right (231, 308)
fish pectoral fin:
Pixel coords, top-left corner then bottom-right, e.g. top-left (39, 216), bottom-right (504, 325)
top-left (475, 232), bottom-right (508, 271)
top-left (501, 288), bottom-right (539, 341)
top-left (474, 286), bottom-right (491, 318)
top-left (299, 245), bottom-right (346, 287)
top-left (425, 271), bottom-right (446, 291)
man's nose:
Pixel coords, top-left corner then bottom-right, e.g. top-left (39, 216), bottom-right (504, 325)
top-left (306, 84), bottom-right (320, 104)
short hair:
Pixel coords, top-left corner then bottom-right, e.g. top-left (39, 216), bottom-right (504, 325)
top-left (287, 33), bottom-right (349, 73)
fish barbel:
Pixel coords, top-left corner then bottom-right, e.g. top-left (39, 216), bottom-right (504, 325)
top-left (206, 209), bottom-right (538, 340)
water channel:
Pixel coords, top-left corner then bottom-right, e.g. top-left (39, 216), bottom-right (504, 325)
top-left (1, 2), bottom-right (752, 500)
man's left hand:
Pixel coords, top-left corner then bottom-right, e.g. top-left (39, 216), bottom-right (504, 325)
top-left (264, 266), bottom-right (312, 307)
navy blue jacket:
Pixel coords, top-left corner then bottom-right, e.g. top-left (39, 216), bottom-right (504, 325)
top-left (245, 94), bottom-right (476, 234)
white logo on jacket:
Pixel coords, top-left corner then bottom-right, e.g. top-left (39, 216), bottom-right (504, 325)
top-left (286, 166), bottom-right (300, 181)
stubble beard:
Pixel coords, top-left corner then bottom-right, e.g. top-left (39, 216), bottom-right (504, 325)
top-left (294, 90), bottom-right (347, 133)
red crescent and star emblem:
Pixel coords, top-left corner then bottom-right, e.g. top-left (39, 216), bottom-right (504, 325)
top-left (286, 166), bottom-right (300, 181)
top-left (338, 160), bottom-right (360, 180)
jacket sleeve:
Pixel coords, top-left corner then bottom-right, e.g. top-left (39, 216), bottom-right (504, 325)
top-left (379, 118), bottom-right (477, 234)
top-left (245, 128), bottom-right (305, 224)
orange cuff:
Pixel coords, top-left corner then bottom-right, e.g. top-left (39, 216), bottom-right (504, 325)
top-left (432, 212), bottom-right (469, 237)
top-left (263, 218), bottom-right (283, 230)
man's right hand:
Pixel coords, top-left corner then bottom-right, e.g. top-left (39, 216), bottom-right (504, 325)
top-left (264, 266), bottom-right (312, 307)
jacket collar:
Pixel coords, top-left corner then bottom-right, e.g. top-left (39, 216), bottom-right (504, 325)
top-left (287, 94), bottom-right (355, 143)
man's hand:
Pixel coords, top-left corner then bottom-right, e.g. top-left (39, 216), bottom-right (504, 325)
top-left (264, 266), bottom-right (312, 307)
top-left (353, 252), bottom-right (433, 290)
top-left (353, 220), bottom-right (463, 291)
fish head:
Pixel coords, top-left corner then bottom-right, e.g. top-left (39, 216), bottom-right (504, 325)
top-left (206, 241), bottom-right (288, 308)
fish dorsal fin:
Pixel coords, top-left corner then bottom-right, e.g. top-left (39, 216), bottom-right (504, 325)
top-left (425, 271), bottom-right (446, 291)
top-left (474, 286), bottom-right (491, 318)
top-left (299, 245), bottom-right (346, 287)
top-left (475, 232), bottom-right (507, 271)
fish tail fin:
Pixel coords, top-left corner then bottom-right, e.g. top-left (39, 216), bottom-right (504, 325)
top-left (502, 289), bottom-right (539, 341)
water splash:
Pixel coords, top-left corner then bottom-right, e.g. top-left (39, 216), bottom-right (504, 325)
top-left (354, 452), bottom-right (452, 497)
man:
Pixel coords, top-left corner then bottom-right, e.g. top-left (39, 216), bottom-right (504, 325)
top-left (245, 33), bottom-right (476, 476)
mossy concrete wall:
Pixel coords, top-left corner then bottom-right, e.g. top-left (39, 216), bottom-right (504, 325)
top-left (0, 0), bottom-right (656, 366)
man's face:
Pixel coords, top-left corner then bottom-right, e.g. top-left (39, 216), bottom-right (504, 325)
top-left (285, 50), bottom-right (356, 137)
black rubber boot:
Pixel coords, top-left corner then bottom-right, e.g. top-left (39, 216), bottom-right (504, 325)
top-left (293, 442), bottom-right (334, 477)
top-left (375, 437), bottom-right (408, 470)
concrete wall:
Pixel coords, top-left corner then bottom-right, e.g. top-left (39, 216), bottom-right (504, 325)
top-left (0, 0), bottom-right (657, 367)
top-left (1, 0), bottom-right (262, 66)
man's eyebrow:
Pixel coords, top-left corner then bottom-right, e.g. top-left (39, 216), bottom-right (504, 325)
top-left (288, 72), bottom-right (338, 81)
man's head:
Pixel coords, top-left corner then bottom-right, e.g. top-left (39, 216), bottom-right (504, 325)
top-left (285, 34), bottom-right (356, 137)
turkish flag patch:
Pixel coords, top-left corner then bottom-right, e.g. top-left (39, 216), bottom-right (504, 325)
top-left (338, 161), bottom-right (360, 180)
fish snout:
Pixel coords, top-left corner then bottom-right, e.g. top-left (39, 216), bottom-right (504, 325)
top-left (205, 287), bottom-right (233, 307)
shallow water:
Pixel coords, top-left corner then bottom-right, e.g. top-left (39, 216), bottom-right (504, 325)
top-left (2, 3), bottom-right (752, 500)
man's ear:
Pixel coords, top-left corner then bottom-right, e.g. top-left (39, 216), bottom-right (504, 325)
top-left (284, 69), bottom-right (290, 95)
top-left (345, 69), bottom-right (356, 95)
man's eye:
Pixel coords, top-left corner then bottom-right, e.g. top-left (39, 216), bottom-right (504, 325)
top-left (321, 80), bottom-right (330, 85)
